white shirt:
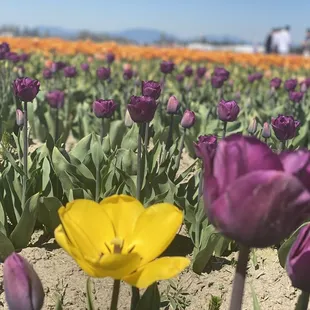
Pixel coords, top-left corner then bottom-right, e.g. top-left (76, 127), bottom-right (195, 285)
top-left (273, 30), bottom-right (291, 54)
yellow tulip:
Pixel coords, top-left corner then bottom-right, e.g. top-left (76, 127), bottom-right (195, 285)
top-left (54, 195), bottom-right (190, 288)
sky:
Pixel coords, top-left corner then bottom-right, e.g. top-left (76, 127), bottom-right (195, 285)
top-left (0, 0), bottom-right (309, 43)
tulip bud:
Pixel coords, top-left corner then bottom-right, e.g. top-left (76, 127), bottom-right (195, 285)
top-left (196, 67), bottom-right (207, 78)
top-left (213, 67), bottom-right (230, 81)
top-left (124, 109), bottom-right (134, 127)
top-left (123, 68), bottom-right (133, 80)
top-left (284, 79), bottom-right (298, 91)
top-left (181, 110), bottom-right (195, 129)
top-left (45, 90), bottom-right (65, 109)
top-left (128, 96), bottom-right (157, 123)
top-left (16, 109), bottom-right (24, 126)
top-left (160, 60), bottom-right (175, 74)
top-left (184, 65), bottom-right (193, 77)
top-left (96, 67), bottom-right (111, 80)
top-left (194, 135), bottom-right (217, 159)
top-left (42, 68), bottom-right (53, 80)
top-left (211, 75), bottom-right (225, 89)
top-left (167, 96), bottom-right (180, 114)
top-left (270, 77), bottom-right (282, 89)
top-left (289, 91), bottom-right (304, 103)
top-left (262, 122), bottom-right (271, 139)
top-left (247, 117), bottom-right (257, 135)
top-left (63, 66), bottom-right (77, 78)
top-left (217, 99), bottom-right (240, 122)
top-left (287, 224), bottom-right (310, 292)
top-left (271, 115), bottom-right (300, 141)
top-left (106, 52), bottom-right (115, 64)
top-left (176, 74), bottom-right (185, 83)
top-left (13, 77), bottom-right (40, 102)
top-left (92, 99), bottom-right (117, 118)
top-left (80, 63), bottom-right (89, 72)
top-left (141, 80), bottom-right (161, 100)
top-left (4, 253), bottom-right (44, 310)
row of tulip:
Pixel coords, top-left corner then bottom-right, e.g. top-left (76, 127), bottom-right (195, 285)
top-left (1, 39), bottom-right (310, 309)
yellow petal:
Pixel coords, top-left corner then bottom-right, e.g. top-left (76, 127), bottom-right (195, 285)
top-left (127, 203), bottom-right (183, 264)
top-left (84, 252), bottom-right (142, 279)
top-left (59, 200), bottom-right (115, 256)
top-left (123, 257), bottom-right (190, 288)
top-left (54, 225), bottom-right (74, 256)
top-left (99, 195), bottom-right (144, 244)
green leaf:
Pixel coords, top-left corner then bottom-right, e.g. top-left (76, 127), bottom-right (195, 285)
top-left (121, 124), bottom-right (139, 150)
top-left (251, 285), bottom-right (261, 310)
top-left (109, 120), bottom-right (127, 149)
top-left (90, 133), bottom-right (104, 170)
top-left (37, 197), bottom-right (62, 233)
top-left (71, 133), bottom-right (92, 162)
top-left (10, 193), bottom-right (40, 249)
top-left (86, 278), bottom-right (95, 310)
top-left (1, 143), bottom-right (24, 176)
top-left (136, 283), bottom-right (160, 310)
top-left (278, 222), bottom-right (310, 268)
top-left (0, 231), bottom-right (15, 262)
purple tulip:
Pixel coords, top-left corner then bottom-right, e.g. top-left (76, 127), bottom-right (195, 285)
top-left (270, 77), bottom-right (282, 89)
top-left (289, 91), bottom-right (304, 103)
top-left (16, 109), bottom-right (24, 126)
top-left (4, 253), bottom-right (44, 310)
top-left (64, 66), bottom-right (77, 78)
top-left (213, 67), bottom-right (230, 81)
top-left (43, 68), bottom-right (53, 80)
top-left (217, 99), bottom-right (240, 122)
top-left (127, 96), bottom-right (157, 123)
top-left (6, 52), bottom-right (20, 63)
top-left (0, 42), bottom-right (10, 54)
top-left (287, 224), bottom-right (310, 292)
top-left (19, 53), bottom-right (29, 62)
top-left (194, 135), bottom-right (217, 159)
top-left (203, 134), bottom-right (310, 248)
top-left (211, 75), bottom-right (225, 89)
top-left (106, 52), bottom-right (115, 64)
top-left (13, 77), bottom-right (40, 102)
top-left (160, 60), bottom-right (175, 74)
top-left (184, 65), bottom-right (193, 77)
top-left (271, 115), bottom-right (300, 141)
top-left (196, 67), bottom-right (207, 79)
top-left (96, 67), bottom-right (111, 80)
top-left (123, 68), bottom-right (133, 80)
top-left (167, 95), bottom-right (180, 114)
top-left (176, 74), bottom-right (185, 83)
top-left (80, 63), bottom-right (89, 72)
top-left (141, 80), bottom-right (161, 100)
top-left (181, 110), bottom-right (196, 128)
top-left (284, 79), bottom-right (298, 91)
top-left (248, 72), bottom-right (263, 83)
top-left (262, 122), bottom-right (271, 139)
top-left (45, 90), bottom-right (65, 109)
top-left (92, 99), bottom-right (117, 118)
top-left (51, 61), bottom-right (66, 73)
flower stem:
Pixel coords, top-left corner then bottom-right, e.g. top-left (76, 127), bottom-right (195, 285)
top-left (131, 287), bottom-right (140, 310)
top-left (175, 128), bottom-right (186, 172)
top-left (22, 101), bottom-right (28, 209)
top-left (198, 164), bottom-right (204, 200)
top-left (281, 140), bottom-right (286, 151)
top-left (100, 118), bottom-right (105, 143)
top-left (295, 290), bottom-right (310, 310)
top-left (55, 108), bottom-right (59, 142)
top-left (229, 245), bottom-right (250, 310)
top-left (166, 114), bottom-right (174, 150)
top-left (136, 124), bottom-right (143, 202)
top-left (222, 121), bottom-right (227, 138)
top-left (95, 119), bottom-right (104, 202)
top-left (110, 280), bottom-right (121, 310)
top-left (144, 122), bottom-right (149, 150)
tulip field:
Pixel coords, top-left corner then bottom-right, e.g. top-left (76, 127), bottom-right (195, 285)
top-left (1, 37), bottom-right (310, 310)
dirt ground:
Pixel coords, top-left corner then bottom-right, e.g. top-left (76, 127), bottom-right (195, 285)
top-left (0, 138), bottom-right (300, 309)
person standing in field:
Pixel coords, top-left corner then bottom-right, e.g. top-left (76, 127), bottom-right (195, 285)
top-left (265, 28), bottom-right (276, 54)
top-left (275, 25), bottom-right (292, 55)
top-left (303, 28), bottom-right (310, 57)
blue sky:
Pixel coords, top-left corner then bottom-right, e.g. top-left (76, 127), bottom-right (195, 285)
top-left (1, 0), bottom-right (309, 43)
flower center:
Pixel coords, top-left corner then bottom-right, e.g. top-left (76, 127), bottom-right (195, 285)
top-left (110, 237), bottom-right (123, 254)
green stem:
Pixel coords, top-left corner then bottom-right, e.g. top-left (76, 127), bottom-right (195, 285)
top-left (198, 164), bottom-right (204, 200)
top-left (55, 108), bottom-right (59, 142)
top-left (175, 128), bottom-right (186, 172)
top-left (100, 118), bottom-right (105, 143)
top-left (166, 114), bottom-right (174, 150)
top-left (295, 291), bottom-right (310, 310)
top-left (136, 124), bottom-right (143, 202)
top-left (22, 101), bottom-right (28, 209)
top-left (281, 140), bottom-right (286, 152)
top-left (95, 119), bottom-right (104, 202)
top-left (110, 280), bottom-right (121, 310)
top-left (222, 121), bottom-right (227, 138)
top-left (229, 245), bottom-right (250, 310)
top-left (131, 287), bottom-right (140, 310)
top-left (144, 122), bottom-right (149, 150)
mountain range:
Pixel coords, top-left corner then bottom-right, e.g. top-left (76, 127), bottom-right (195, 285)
top-left (35, 25), bottom-right (251, 45)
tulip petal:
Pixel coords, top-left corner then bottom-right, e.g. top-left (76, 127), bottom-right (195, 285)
top-left (208, 170), bottom-right (310, 248)
top-left (214, 135), bottom-right (283, 194)
top-left (58, 200), bottom-right (115, 256)
top-left (123, 257), bottom-right (190, 288)
top-left (99, 195), bottom-right (144, 245)
top-left (84, 252), bottom-right (142, 279)
top-left (127, 203), bottom-right (183, 265)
